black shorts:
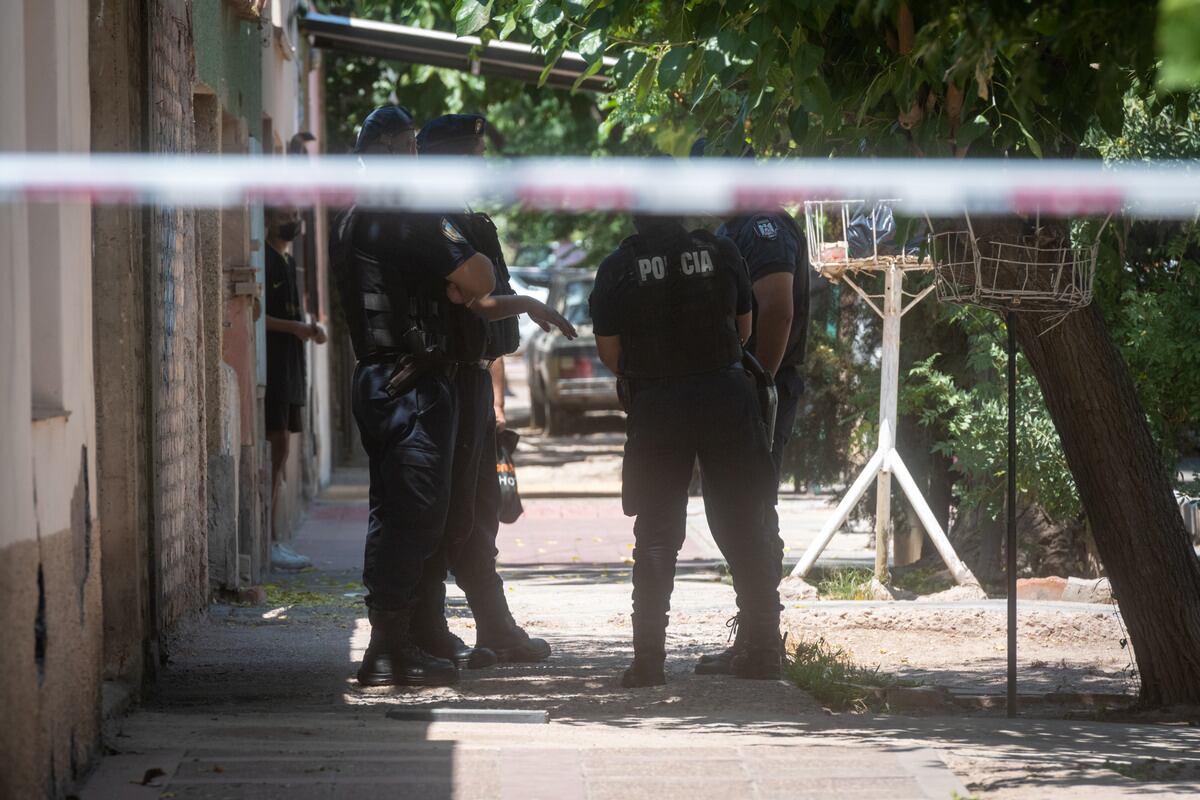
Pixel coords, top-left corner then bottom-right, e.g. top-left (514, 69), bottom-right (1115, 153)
top-left (266, 401), bottom-right (303, 433)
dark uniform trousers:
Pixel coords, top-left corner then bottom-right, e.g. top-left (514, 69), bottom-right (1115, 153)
top-left (623, 366), bottom-right (781, 629)
top-left (354, 361), bottom-right (459, 611)
top-left (765, 365), bottom-right (805, 573)
top-left (412, 365), bottom-right (508, 631)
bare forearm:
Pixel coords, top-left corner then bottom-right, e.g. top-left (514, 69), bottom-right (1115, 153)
top-left (490, 358), bottom-right (506, 411)
top-left (596, 336), bottom-right (622, 375)
top-left (751, 307), bottom-right (791, 374)
top-left (266, 315), bottom-right (307, 338)
top-left (472, 293), bottom-right (532, 321)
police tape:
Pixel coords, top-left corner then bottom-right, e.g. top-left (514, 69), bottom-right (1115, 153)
top-left (2, 153), bottom-right (1200, 218)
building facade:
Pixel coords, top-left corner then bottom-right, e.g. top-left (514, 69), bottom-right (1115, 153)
top-left (0, 1), bottom-right (331, 796)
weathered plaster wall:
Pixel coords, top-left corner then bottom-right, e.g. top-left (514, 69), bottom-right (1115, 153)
top-left (89, 0), bottom-right (152, 687)
top-left (1, 2), bottom-right (104, 796)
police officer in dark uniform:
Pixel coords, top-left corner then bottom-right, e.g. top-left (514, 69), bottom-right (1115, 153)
top-left (331, 105), bottom-right (499, 687)
top-left (589, 215), bottom-right (784, 687)
top-left (689, 138), bottom-right (810, 676)
top-left (410, 114), bottom-right (573, 665)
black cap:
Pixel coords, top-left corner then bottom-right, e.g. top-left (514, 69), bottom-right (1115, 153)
top-left (353, 105), bottom-right (416, 154)
top-left (418, 114), bottom-right (488, 154)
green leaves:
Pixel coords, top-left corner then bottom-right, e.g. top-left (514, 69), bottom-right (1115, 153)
top-left (955, 115), bottom-right (990, 151)
top-left (453, 0), bottom-right (493, 36)
top-left (1158, 0), bottom-right (1200, 90)
top-left (578, 27), bottom-right (606, 64)
top-left (658, 47), bottom-right (692, 90)
top-left (531, 3), bottom-right (565, 40)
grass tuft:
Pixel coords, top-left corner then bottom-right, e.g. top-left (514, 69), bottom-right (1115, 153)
top-left (785, 636), bottom-right (915, 711)
top-left (814, 568), bottom-right (873, 600)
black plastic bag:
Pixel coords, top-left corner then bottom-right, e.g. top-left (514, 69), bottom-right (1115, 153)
top-left (496, 428), bottom-right (524, 524)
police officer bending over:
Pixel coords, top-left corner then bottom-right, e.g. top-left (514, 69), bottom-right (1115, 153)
top-left (690, 137), bottom-right (810, 677)
top-left (331, 106), bottom-right (570, 687)
top-left (589, 215), bottom-right (784, 687)
top-left (409, 114), bottom-right (571, 666)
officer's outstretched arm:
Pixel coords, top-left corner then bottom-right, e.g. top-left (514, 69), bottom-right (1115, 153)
top-left (596, 335), bottom-right (621, 375)
top-left (750, 272), bottom-right (794, 374)
top-left (473, 294), bottom-right (578, 339)
top-left (446, 253), bottom-right (497, 306)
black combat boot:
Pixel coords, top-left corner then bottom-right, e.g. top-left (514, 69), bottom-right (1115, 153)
top-left (621, 615), bottom-right (667, 688)
top-left (694, 614), bottom-right (747, 675)
top-left (475, 609), bottom-right (552, 663)
top-left (357, 607), bottom-right (461, 687)
top-left (412, 581), bottom-right (498, 670)
top-left (729, 617), bottom-right (783, 681)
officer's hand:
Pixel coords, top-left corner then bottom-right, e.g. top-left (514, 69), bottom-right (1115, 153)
top-left (292, 320), bottom-right (314, 341)
top-left (528, 301), bottom-right (577, 339)
top-left (311, 322), bottom-right (328, 345)
top-left (494, 405), bottom-right (506, 432)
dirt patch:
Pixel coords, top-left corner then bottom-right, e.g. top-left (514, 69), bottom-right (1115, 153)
top-left (783, 601), bottom-right (1137, 698)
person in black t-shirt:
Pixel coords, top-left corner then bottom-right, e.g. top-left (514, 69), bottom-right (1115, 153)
top-left (264, 205), bottom-right (326, 572)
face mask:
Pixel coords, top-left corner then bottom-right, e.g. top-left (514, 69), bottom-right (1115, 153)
top-left (277, 220), bottom-right (301, 242)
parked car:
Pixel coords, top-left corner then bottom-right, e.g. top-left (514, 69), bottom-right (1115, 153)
top-left (526, 271), bottom-right (621, 435)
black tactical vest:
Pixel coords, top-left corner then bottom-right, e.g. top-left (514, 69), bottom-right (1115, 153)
top-left (331, 207), bottom-right (486, 363)
top-left (462, 212), bottom-right (520, 359)
top-left (618, 227), bottom-right (744, 379)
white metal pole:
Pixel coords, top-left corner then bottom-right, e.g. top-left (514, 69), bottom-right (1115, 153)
top-left (874, 264), bottom-right (903, 584)
top-left (791, 444), bottom-right (887, 577)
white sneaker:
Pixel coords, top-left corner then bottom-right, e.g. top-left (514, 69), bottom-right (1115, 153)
top-left (271, 542), bottom-right (312, 571)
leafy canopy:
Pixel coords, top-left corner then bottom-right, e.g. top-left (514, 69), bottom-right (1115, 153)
top-left (467, 0), bottom-right (1163, 158)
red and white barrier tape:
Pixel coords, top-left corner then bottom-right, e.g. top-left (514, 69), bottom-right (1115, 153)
top-left (1, 153), bottom-right (1198, 218)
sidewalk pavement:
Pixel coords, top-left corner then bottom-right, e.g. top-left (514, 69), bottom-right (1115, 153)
top-left (308, 485), bottom-right (873, 572)
top-left (82, 481), bottom-right (1200, 799)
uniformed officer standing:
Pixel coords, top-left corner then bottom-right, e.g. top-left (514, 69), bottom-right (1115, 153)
top-left (410, 114), bottom-right (572, 665)
top-left (689, 139), bottom-right (810, 676)
top-left (590, 215), bottom-right (784, 687)
top-left (331, 105), bottom-right (499, 687)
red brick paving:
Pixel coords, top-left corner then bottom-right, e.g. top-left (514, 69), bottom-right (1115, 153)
top-left (294, 497), bottom-right (713, 571)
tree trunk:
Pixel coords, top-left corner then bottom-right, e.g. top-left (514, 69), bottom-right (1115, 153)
top-left (1014, 304), bottom-right (1200, 707)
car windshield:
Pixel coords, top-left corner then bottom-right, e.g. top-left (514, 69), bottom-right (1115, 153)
top-left (562, 279), bottom-right (593, 326)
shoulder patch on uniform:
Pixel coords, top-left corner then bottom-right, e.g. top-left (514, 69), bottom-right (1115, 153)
top-left (754, 217), bottom-right (779, 240)
top-left (440, 217), bottom-right (466, 244)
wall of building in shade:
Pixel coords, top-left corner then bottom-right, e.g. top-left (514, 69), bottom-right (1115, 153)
top-left (0, 2), bottom-right (331, 796)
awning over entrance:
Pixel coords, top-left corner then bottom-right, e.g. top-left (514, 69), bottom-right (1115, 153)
top-left (300, 12), bottom-right (613, 93)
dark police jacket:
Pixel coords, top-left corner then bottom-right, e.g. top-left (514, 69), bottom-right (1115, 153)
top-left (330, 206), bottom-right (488, 363)
top-left (589, 222), bottom-right (753, 379)
top-left (451, 210), bottom-right (520, 359)
top-left (717, 211), bottom-right (809, 372)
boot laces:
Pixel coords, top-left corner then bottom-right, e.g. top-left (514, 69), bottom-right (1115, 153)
top-left (724, 615), bottom-right (740, 644)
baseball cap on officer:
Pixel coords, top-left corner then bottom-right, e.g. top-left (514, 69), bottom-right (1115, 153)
top-left (353, 105), bottom-right (416, 154)
top-left (418, 114), bottom-right (488, 155)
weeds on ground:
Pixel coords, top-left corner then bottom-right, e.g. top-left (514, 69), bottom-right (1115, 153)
top-left (785, 636), bottom-right (916, 711)
top-left (892, 565), bottom-right (954, 596)
top-left (262, 582), bottom-right (361, 608)
top-left (815, 568), bottom-right (873, 600)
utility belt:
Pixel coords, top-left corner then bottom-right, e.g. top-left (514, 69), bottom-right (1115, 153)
top-left (358, 328), bottom-right (480, 399)
top-left (615, 359), bottom-right (746, 414)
